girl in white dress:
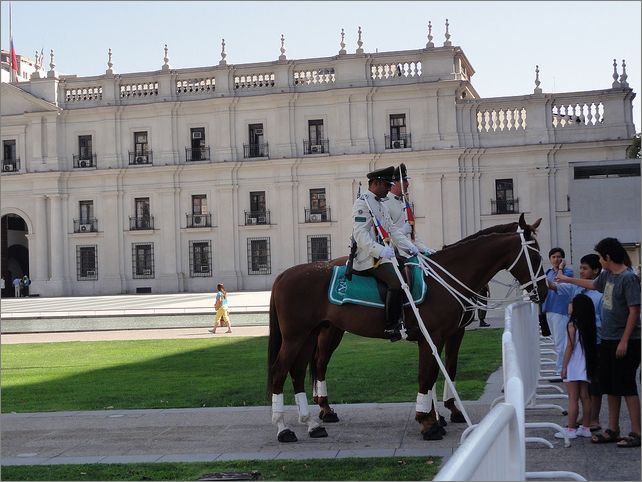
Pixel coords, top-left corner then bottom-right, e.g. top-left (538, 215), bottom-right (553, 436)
top-left (556, 293), bottom-right (598, 440)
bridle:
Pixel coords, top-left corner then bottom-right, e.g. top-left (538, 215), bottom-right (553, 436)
top-left (505, 226), bottom-right (546, 302)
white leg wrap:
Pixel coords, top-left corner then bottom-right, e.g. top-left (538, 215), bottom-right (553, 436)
top-left (295, 392), bottom-right (320, 431)
top-left (416, 391), bottom-right (432, 413)
top-left (443, 381), bottom-right (456, 401)
top-left (316, 380), bottom-right (328, 397)
top-left (271, 393), bottom-right (286, 430)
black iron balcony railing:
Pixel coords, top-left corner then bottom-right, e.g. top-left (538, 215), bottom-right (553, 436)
top-left (384, 133), bottom-right (412, 149)
top-left (186, 213), bottom-right (212, 228)
top-left (73, 153), bottom-right (97, 168)
top-left (491, 198), bottom-right (520, 215)
top-left (303, 139), bottom-right (329, 155)
top-left (128, 151), bottom-right (153, 165)
top-left (185, 146), bottom-right (211, 162)
top-left (244, 210), bottom-right (271, 225)
top-left (73, 218), bottom-right (98, 233)
top-left (1, 158), bottom-right (20, 173)
top-left (305, 208), bottom-right (331, 223)
top-left (243, 142), bottom-right (269, 159)
top-left (129, 216), bottom-right (154, 230)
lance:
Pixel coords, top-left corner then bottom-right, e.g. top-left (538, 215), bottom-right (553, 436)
top-left (399, 167), bottom-right (415, 241)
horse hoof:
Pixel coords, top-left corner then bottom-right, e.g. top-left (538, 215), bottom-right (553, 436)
top-left (277, 429), bottom-right (298, 443)
top-left (309, 426), bottom-right (328, 438)
top-left (319, 411), bottom-right (340, 423)
top-left (438, 415), bottom-right (448, 427)
top-left (422, 424), bottom-right (444, 441)
top-left (450, 412), bottom-right (466, 423)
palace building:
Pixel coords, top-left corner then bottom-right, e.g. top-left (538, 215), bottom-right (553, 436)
top-left (1, 30), bottom-right (639, 297)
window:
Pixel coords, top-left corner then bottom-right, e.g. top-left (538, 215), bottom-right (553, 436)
top-left (308, 235), bottom-right (331, 262)
top-left (78, 135), bottom-right (92, 160)
top-left (574, 164), bottom-right (640, 179)
top-left (134, 131), bottom-right (148, 157)
top-left (3, 140), bottom-right (16, 160)
top-left (389, 114), bottom-right (407, 142)
top-left (132, 243), bottom-right (154, 278)
top-left (494, 179), bottom-right (516, 214)
top-left (309, 188), bottom-right (326, 213)
top-left (79, 200), bottom-right (94, 223)
top-left (190, 127), bottom-right (206, 161)
top-left (190, 240), bottom-right (212, 277)
top-left (192, 195), bottom-right (207, 214)
top-left (76, 245), bottom-right (97, 280)
top-left (135, 197), bottom-right (150, 228)
top-left (250, 191), bottom-right (266, 213)
top-left (308, 120), bottom-right (324, 145)
top-left (248, 237), bottom-right (271, 275)
top-left (247, 124), bottom-right (265, 157)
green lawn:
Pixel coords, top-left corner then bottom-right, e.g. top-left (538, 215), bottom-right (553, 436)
top-left (0, 457), bottom-right (440, 481)
top-left (1, 329), bottom-right (501, 413)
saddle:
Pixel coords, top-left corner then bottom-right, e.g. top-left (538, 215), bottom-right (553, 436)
top-left (328, 256), bottom-right (427, 308)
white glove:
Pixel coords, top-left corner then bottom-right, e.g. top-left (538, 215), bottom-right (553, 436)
top-left (407, 244), bottom-right (419, 256)
top-left (380, 245), bottom-right (395, 259)
top-left (423, 248), bottom-right (436, 256)
top-left (401, 222), bottom-right (413, 235)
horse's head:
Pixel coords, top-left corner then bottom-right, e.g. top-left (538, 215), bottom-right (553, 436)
top-left (505, 214), bottom-right (547, 303)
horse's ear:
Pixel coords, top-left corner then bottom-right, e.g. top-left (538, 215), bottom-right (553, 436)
top-left (532, 218), bottom-right (542, 231)
top-left (518, 213), bottom-right (526, 229)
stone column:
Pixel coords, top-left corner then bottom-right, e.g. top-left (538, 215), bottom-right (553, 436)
top-left (32, 195), bottom-right (49, 286)
top-left (48, 194), bottom-right (65, 295)
top-left (101, 190), bottom-right (124, 293)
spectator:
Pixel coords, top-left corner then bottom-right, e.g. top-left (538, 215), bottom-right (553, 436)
top-left (542, 247), bottom-right (574, 379)
top-left (209, 283), bottom-right (232, 334)
top-left (556, 237), bottom-right (640, 448)
top-left (13, 276), bottom-right (21, 298)
top-left (21, 274), bottom-right (30, 297)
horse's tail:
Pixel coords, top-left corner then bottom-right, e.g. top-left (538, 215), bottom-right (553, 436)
top-left (266, 288), bottom-right (282, 401)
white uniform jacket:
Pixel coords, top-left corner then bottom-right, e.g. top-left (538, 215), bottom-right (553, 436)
top-left (351, 191), bottom-right (416, 271)
top-left (386, 192), bottom-right (429, 258)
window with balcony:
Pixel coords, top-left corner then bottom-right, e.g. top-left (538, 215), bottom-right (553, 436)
top-left (131, 197), bottom-right (153, 230)
top-left (306, 188), bottom-right (329, 222)
top-left (189, 240), bottom-right (212, 277)
top-left (304, 119), bottom-right (329, 154)
top-left (187, 195), bottom-right (211, 227)
top-left (187, 127), bottom-right (210, 161)
top-left (248, 237), bottom-right (271, 275)
top-left (244, 124), bottom-right (268, 158)
top-left (246, 191), bottom-right (269, 225)
top-left (76, 245), bottom-right (98, 280)
top-left (130, 131), bottom-right (152, 165)
top-left (132, 243), bottom-right (154, 278)
top-left (74, 135), bottom-right (95, 168)
top-left (308, 235), bottom-right (331, 262)
top-left (2, 139), bottom-right (19, 172)
top-left (386, 114), bottom-right (411, 149)
top-left (492, 179), bottom-right (519, 214)
top-left (75, 200), bottom-right (96, 233)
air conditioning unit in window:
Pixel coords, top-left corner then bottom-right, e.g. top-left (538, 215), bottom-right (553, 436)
top-left (192, 131), bottom-right (203, 139)
top-left (200, 265), bottom-right (210, 272)
top-left (86, 270), bottom-right (96, 277)
top-left (258, 214), bottom-right (267, 224)
top-left (248, 217), bottom-right (257, 225)
top-left (392, 140), bottom-right (403, 149)
top-left (142, 268), bottom-right (152, 275)
top-left (254, 129), bottom-right (263, 135)
top-left (3, 164), bottom-right (14, 172)
top-left (310, 145), bottom-right (322, 153)
top-left (80, 160), bottom-right (88, 168)
top-left (193, 215), bottom-right (205, 226)
top-left (80, 223), bottom-right (92, 232)
top-left (135, 156), bottom-right (146, 164)
top-left (309, 213), bottom-right (323, 222)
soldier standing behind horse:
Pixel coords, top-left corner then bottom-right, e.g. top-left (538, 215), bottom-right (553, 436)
top-left (350, 166), bottom-right (420, 341)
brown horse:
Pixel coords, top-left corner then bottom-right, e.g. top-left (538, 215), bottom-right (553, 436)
top-left (267, 214), bottom-right (547, 442)
top-left (310, 218), bottom-right (541, 427)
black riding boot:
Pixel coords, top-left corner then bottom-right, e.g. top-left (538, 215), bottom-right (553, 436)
top-left (384, 289), bottom-right (404, 342)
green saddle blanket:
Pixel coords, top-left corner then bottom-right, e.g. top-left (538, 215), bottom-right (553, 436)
top-left (328, 257), bottom-right (427, 308)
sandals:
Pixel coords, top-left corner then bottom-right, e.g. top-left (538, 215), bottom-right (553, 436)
top-left (589, 425), bottom-right (602, 432)
top-left (617, 432), bottom-right (641, 448)
top-left (591, 428), bottom-right (620, 444)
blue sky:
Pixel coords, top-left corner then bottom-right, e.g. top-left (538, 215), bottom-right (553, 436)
top-left (2, 1), bottom-right (641, 130)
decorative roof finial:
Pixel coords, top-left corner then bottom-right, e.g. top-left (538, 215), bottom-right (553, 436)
top-left (534, 65), bottom-right (542, 94)
top-left (339, 28), bottom-right (346, 55)
top-left (219, 38), bottom-right (227, 66)
top-left (162, 44), bottom-right (170, 70)
top-left (105, 47), bottom-right (114, 75)
top-left (619, 59), bottom-right (629, 88)
top-left (426, 21), bottom-right (434, 49)
top-left (612, 58), bottom-right (621, 88)
top-left (279, 33), bottom-right (286, 61)
top-left (356, 26), bottom-right (364, 54)
top-left (444, 19), bottom-right (452, 47)
top-left (47, 49), bottom-right (56, 77)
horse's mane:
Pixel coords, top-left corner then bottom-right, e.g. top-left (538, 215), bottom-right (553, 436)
top-left (437, 230), bottom-right (519, 256)
top-left (442, 222), bottom-right (518, 249)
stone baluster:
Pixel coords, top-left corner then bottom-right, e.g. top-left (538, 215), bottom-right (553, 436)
top-left (339, 28), bottom-right (346, 55)
top-left (443, 19), bottom-right (452, 47)
top-left (356, 26), bottom-right (364, 54)
top-left (619, 59), bottom-right (628, 88)
top-left (612, 58), bottom-right (620, 88)
top-left (426, 21), bottom-right (434, 49)
top-left (534, 65), bottom-right (542, 94)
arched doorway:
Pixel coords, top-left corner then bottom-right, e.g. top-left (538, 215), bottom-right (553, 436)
top-left (1, 214), bottom-right (29, 297)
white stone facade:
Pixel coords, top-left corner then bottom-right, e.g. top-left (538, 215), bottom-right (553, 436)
top-left (1, 42), bottom-right (639, 297)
